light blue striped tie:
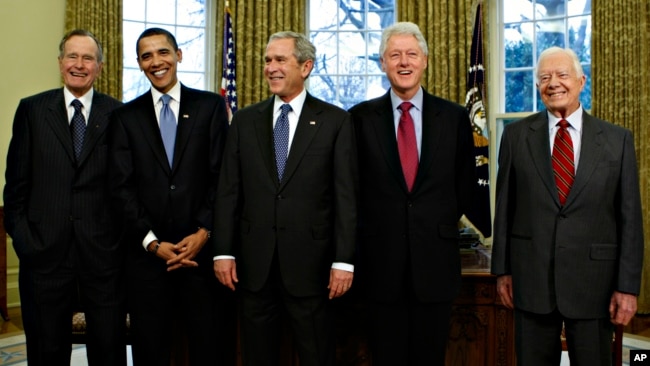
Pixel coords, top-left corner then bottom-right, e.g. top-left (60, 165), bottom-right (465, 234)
top-left (274, 104), bottom-right (291, 180)
top-left (160, 94), bottom-right (176, 167)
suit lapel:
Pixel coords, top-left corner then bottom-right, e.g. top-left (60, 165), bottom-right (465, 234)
top-left (253, 98), bottom-right (278, 184)
top-left (417, 91), bottom-right (443, 192)
top-left (135, 93), bottom-right (171, 173)
top-left (526, 112), bottom-right (559, 204)
top-left (77, 93), bottom-right (110, 165)
top-left (564, 113), bottom-right (603, 207)
top-left (46, 89), bottom-right (76, 163)
top-left (371, 93), bottom-right (409, 192)
top-left (280, 94), bottom-right (323, 187)
top-left (173, 85), bottom-right (198, 173)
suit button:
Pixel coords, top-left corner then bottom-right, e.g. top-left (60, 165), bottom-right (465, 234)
top-left (276, 195), bottom-right (283, 200)
top-left (170, 185), bottom-right (176, 190)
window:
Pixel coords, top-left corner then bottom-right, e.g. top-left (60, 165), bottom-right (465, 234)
top-left (500, 0), bottom-right (591, 113)
top-left (308, 0), bottom-right (396, 110)
top-left (122, 0), bottom-right (213, 102)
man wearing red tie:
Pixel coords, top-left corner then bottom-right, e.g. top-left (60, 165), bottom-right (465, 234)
top-left (492, 47), bottom-right (643, 365)
top-left (349, 22), bottom-right (475, 365)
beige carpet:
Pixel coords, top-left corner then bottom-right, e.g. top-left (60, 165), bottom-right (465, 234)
top-left (0, 333), bottom-right (132, 365)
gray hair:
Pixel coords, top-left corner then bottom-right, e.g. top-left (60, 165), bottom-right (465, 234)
top-left (268, 31), bottom-right (316, 64)
top-left (379, 22), bottom-right (428, 57)
top-left (536, 46), bottom-right (585, 82)
top-left (59, 29), bottom-right (104, 63)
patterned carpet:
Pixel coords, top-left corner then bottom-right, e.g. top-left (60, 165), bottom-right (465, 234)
top-left (0, 334), bottom-right (132, 365)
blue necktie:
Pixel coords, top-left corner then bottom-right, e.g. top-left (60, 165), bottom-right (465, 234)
top-left (274, 104), bottom-right (292, 181)
top-left (70, 99), bottom-right (86, 160)
top-left (160, 94), bottom-right (177, 167)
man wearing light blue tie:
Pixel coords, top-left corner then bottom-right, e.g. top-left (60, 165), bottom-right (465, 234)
top-left (108, 27), bottom-right (235, 366)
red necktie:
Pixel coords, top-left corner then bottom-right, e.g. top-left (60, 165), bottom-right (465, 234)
top-left (397, 102), bottom-right (418, 191)
top-left (552, 119), bottom-right (574, 206)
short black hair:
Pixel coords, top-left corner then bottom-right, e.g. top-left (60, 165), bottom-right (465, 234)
top-left (136, 28), bottom-right (178, 57)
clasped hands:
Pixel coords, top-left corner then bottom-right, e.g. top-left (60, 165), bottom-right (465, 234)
top-left (150, 228), bottom-right (210, 271)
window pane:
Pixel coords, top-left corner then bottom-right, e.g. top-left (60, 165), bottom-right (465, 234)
top-left (505, 70), bottom-right (534, 113)
top-left (505, 25), bottom-right (533, 68)
top-left (538, 0), bottom-right (566, 18)
top-left (312, 32), bottom-right (339, 75)
top-left (310, 0), bottom-right (339, 30)
top-left (123, 69), bottom-right (151, 102)
top-left (309, 0), bottom-right (395, 106)
top-left (124, 0), bottom-right (146, 21)
top-left (178, 71), bottom-right (204, 90)
top-left (536, 19), bottom-right (565, 57)
top-left (568, 15), bottom-right (591, 63)
top-left (580, 64), bottom-right (591, 110)
top-left (176, 26), bottom-right (205, 72)
top-left (147, 0), bottom-right (177, 24)
top-left (568, 0), bottom-right (591, 16)
top-left (177, 0), bottom-right (206, 26)
top-left (123, 21), bottom-right (145, 68)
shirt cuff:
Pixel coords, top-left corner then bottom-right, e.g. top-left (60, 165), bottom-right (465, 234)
top-left (332, 262), bottom-right (354, 272)
top-left (214, 255), bottom-right (236, 261)
top-left (142, 231), bottom-right (158, 251)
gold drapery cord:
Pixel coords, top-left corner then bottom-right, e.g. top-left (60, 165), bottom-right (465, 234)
top-left (215, 0), bottom-right (305, 108)
top-left (64, 0), bottom-right (123, 101)
top-left (593, 0), bottom-right (650, 312)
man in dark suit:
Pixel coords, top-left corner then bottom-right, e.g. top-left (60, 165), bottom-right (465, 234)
top-left (348, 22), bottom-right (475, 365)
top-left (3, 29), bottom-right (125, 366)
top-left (492, 47), bottom-right (643, 365)
top-left (108, 28), bottom-right (234, 365)
top-left (213, 31), bottom-right (358, 366)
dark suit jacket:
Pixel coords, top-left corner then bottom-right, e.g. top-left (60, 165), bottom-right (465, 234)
top-left (109, 84), bottom-right (228, 270)
top-left (214, 93), bottom-right (358, 297)
top-left (349, 89), bottom-right (475, 304)
top-left (491, 110), bottom-right (644, 318)
top-left (4, 88), bottom-right (123, 273)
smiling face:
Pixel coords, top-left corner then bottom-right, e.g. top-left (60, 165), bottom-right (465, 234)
top-left (380, 34), bottom-right (427, 100)
top-left (264, 38), bottom-right (313, 102)
top-left (137, 34), bottom-right (182, 94)
top-left (536, 51), bottom-right (586, 118)
top-left (58, 35), bottom-right (103, 98)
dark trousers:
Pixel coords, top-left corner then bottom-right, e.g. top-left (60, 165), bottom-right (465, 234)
top-left (368, 296), bottom-right (453, 366)
top-left (515, 308), bottom-right (614, 366)
top-left (239, 265), bottom-right (335, 366)
top-left (127, 262), bottom-right (237, 366)
top-left (19, 254), bottom-right (126, 366)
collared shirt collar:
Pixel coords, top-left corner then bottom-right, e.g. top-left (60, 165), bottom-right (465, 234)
top-left (273, 88), bottom-right (307, 116)
top-left (151, 81), bottom-right (182, 105)
top-left (547, 105), bottom-right (583, 133)
top-left (389, 87), bottom-right (424, 113)
top-left (63, 87), bottom-right (94, 111)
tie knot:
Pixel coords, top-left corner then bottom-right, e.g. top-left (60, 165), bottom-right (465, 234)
top-left (161, 94), bottom-right (172, 106)
top-left (557, 119), bottom-right (570, 129)
top-left (71, 99), bottom-right (83, 112)
top-left (398, 101), bottom-right (413, 113)
top-left (280, 103), bottom-right (292, 114)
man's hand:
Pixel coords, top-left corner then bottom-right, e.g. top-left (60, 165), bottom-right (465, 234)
top-left (327, 268), bottom-right (353, 299)
top-left (214, 259), bottom-right (238, 291)
top-left (609, 291), bottom-right (637, 325)
top-left (165, 228), bottom-right (209, 270)
top-left (496, 275), bottom-right (514, 309)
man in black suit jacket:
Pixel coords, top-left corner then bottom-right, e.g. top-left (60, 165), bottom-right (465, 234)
top-left (349, 22), bottom-right (475, 365)
top-left (213, 31), bottom-right (358, 366)
top-left (492, 47), bottom-right (643, 365)
top-left (109, 28), bottom-right (234, 365)
top-left (3, 29), bottom-right (125, 366)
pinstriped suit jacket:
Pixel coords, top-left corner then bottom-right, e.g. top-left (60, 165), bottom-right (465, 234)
top-left (491, 110), bottom-right (644, 318)
top-left (3, 88), bottom-right (123, 273)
